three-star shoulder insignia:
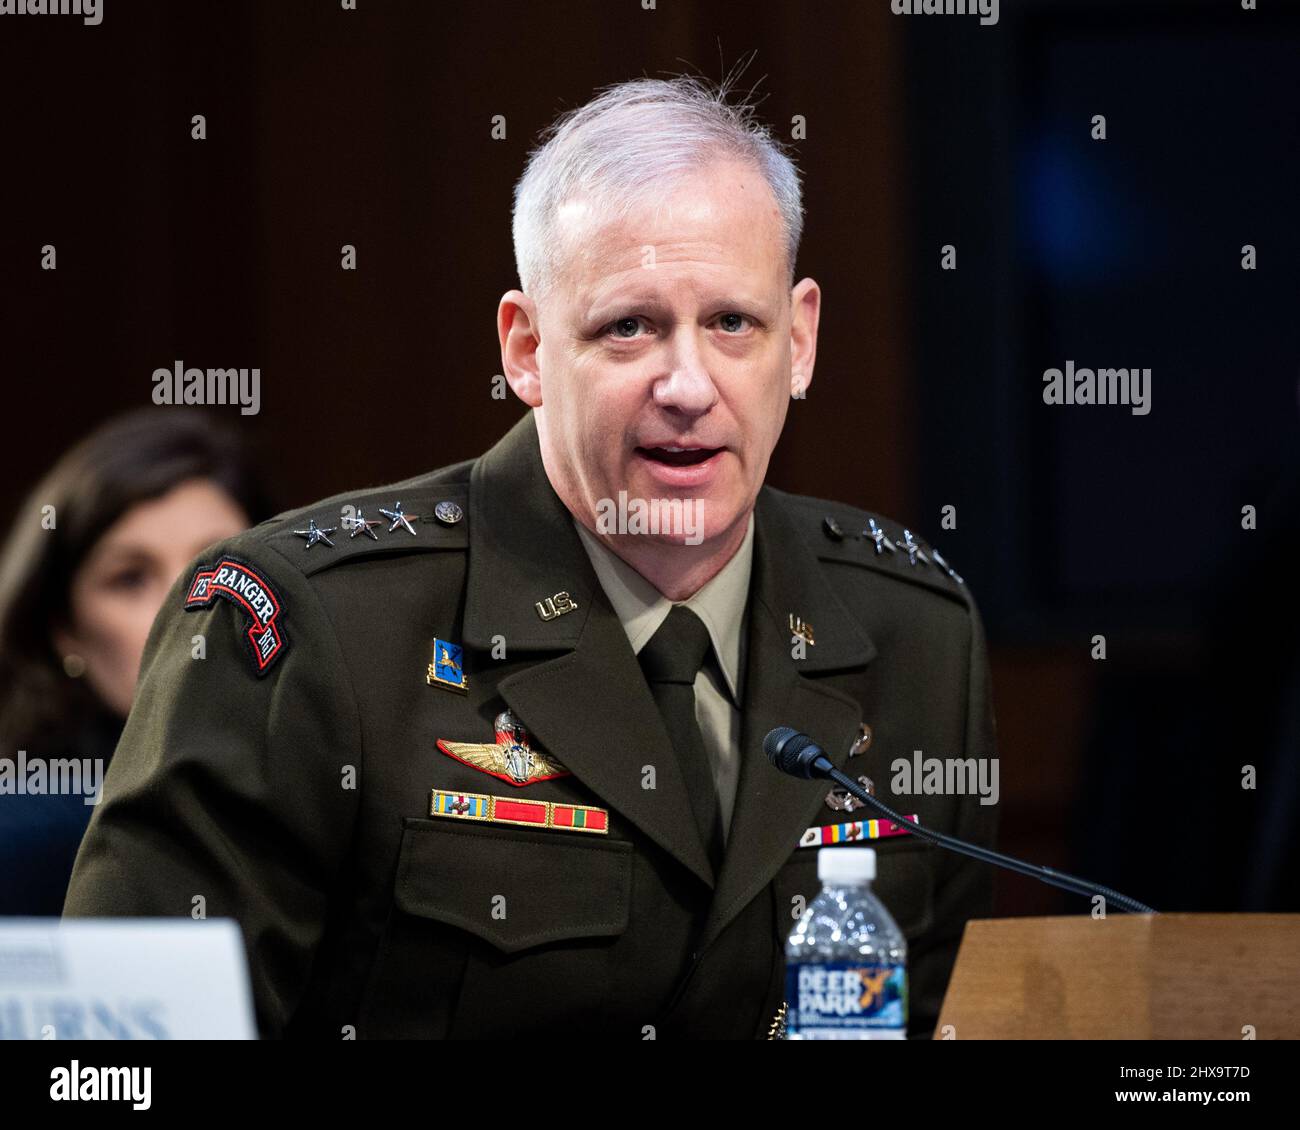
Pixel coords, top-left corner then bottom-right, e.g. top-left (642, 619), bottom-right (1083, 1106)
top-left (793, 496), bottom-right (970, 603)
top-left (256, 483), bottom-right (470, 577)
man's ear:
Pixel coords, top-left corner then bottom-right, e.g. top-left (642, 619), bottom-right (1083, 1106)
top-left (498, 290), bottom-right (543, 407)
top-left (789, 277), bottom-right (821, 398)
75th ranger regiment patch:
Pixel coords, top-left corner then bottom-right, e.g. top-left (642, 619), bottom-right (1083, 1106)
top-left (184, 556), bottom-right (288, 675)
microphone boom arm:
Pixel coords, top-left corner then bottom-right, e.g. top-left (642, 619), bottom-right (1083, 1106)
top-left (764, 725), bottom-right (1155, 915)
top-left (824, 764), bottom-right (1156, 915)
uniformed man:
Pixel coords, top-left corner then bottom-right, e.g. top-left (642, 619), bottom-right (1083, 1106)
top-left (63, 74), bottom-right (998, 1039)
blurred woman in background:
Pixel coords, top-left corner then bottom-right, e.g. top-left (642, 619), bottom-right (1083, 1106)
top-left (0, 409), bottom-right (270, 914)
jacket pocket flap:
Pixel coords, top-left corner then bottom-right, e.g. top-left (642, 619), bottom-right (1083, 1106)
top-left (394, 817), bottom-right (634, 954)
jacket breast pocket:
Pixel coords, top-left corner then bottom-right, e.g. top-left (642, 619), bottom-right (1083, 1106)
top-left (365, 816), bottom-right (634, 1038)
top-left (772, 839), bottom-right (937, 941)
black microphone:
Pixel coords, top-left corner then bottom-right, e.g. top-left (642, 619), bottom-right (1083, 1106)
top-left (764, 726), bottom-right (1156, 915)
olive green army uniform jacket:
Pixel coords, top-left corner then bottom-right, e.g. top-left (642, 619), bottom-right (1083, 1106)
top-left (64, 411), bottom-right (998, 1039)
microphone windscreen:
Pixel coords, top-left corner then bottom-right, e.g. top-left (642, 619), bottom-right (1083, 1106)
top-left (764, 726), bottom-right (816, 776)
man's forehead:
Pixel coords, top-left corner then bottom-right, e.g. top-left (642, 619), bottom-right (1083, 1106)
top-left (559, 203), bottom-right (733, 273)
top-left (548, 165), bottom-right (781, 289)
top-left (556, 223), bottom-right (783, 316)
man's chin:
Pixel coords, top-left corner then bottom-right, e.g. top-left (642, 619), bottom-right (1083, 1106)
top-left (646, 503), bottom-right (745, 550)
top-left (589, 486), bottom-right (742, 550)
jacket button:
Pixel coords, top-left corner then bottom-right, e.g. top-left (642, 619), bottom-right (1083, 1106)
top-left (434, 500), bottom-right (464, 525)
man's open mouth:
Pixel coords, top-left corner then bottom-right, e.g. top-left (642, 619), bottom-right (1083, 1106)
top-left (635, 445), bottom-right (724, 467)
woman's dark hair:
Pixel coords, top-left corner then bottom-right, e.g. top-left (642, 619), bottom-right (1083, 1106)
top-left (0, 409), bottom-right (272, 751)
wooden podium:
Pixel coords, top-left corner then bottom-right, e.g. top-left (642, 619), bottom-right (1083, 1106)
top-left (935, 914), bottom-right (1300, 1039)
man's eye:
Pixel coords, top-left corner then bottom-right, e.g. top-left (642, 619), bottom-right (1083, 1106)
top-left (600, 313), bottom-right (752, 339)
top-left (605, 316), bottom-right (646, 339)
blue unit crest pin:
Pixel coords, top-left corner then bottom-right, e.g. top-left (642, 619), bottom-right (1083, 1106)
top-left (427, 638), bottom-right (468, 694)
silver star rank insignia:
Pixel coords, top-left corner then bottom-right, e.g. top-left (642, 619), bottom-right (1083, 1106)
top-left (293, 518), bottom-right (337, 549)
top-left (380, 500), bottom-right (418, 536)
top-left (345, 507), bottom-right (383, 540)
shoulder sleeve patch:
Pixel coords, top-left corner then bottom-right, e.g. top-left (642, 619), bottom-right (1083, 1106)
top-left (184, 555), bottom-right (288, 675)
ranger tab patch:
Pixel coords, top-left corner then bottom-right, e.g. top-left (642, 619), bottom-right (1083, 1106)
top-left (184, 557), bottom-right (287, 675)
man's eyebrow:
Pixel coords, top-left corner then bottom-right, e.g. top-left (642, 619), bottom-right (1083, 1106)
top-left (580, 290), bottom-right (771, 321)
top-left (580, 289), bottom-right (664, 314)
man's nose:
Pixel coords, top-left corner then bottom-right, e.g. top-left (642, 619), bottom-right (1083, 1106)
top-left (653, 332), bottom-right (719, 415)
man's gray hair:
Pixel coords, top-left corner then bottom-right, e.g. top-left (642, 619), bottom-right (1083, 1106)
top-left (511, 74), bottom-right (805, 302)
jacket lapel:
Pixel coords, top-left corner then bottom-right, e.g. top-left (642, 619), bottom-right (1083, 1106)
top-left (459, 411), bottom-right (878, 913)
top-left (461, 412), bottom-right (716, 888)
top-left (696, 487), bottom-right (877, 951)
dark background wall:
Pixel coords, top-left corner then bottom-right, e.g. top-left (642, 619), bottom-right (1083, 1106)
top-left (2, 0), bottom-right (1296, 918)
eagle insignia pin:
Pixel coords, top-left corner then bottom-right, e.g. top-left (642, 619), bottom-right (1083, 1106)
top-left (436, 709), bottom-right (570, 787)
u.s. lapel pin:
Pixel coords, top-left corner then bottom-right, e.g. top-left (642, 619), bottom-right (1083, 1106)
top-left (427, 638), bottom-right (467, 693)
top-left (789, 613), bottom-right (815, 646)
top-left (535, 590), bottom-right (578, 622)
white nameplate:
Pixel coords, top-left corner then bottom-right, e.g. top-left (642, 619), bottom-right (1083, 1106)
top-left (0, 919), bottom-right (255, 1040)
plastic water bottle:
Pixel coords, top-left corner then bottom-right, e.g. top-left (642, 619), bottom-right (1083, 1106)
top-left (784, 846), bottom-right (908, 1039)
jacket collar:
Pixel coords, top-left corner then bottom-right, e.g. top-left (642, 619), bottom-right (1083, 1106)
top-left (570, 511), bottom-right (754, 703)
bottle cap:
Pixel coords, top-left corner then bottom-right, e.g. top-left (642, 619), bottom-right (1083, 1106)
top-left (818, 846), bottom-right (875, 884)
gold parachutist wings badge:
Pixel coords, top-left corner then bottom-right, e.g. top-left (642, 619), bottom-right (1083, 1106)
top-left (436, 710), bottom-right (570, 787)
